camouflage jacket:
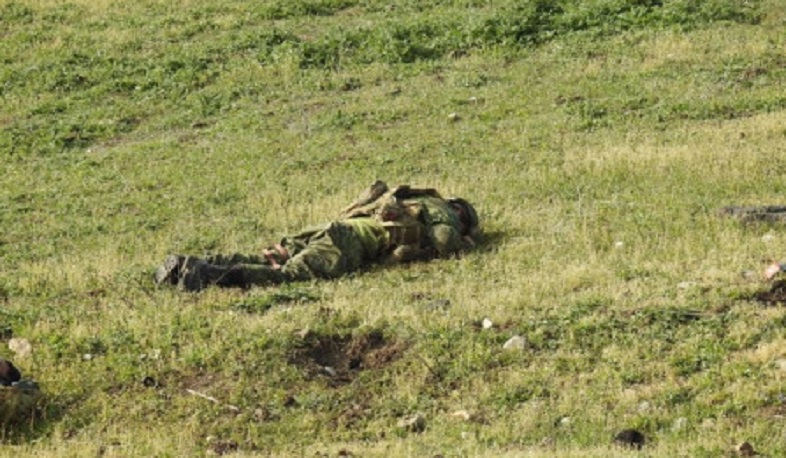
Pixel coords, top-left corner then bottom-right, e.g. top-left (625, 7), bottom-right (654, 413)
top-left (340, 181), bottom-right (467, 262)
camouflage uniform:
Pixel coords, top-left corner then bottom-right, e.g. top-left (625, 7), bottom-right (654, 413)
top-left (212, 217), bottom-right (388, 284)
top-left (156, 181), bottom-right (478, 291)
top-left (340, 182), bottom-right (471, 261)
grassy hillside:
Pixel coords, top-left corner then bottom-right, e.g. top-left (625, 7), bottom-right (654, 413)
top-left (2, 0), bottom-right (786, 456)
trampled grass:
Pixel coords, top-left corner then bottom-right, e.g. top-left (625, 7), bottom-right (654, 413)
top-left (3, 0), bottom-right (786, 456)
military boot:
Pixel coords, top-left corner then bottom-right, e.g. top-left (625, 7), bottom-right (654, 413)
top-left (155, 255), bottom-right (185, 286)
top-left (177, 257), bottom-right (210, 292)
top-left (177, 258), bottom-right (255, 291)
top-left (719, 206), bottom-right (786, 223)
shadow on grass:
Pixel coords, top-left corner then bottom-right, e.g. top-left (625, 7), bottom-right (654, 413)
top-left (473, 229), bottom-right (504, 255)
top-left (0, 392), bottom-right (77, 444)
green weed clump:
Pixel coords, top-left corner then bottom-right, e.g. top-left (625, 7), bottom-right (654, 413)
top-left (3, 0), bottom-right (786, 456)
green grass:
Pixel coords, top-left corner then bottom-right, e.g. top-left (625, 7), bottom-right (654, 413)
top-left (3, 0), bottom-right (786, 456)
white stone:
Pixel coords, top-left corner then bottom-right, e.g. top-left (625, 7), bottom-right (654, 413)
top-left (503, 335), bottom-right (527, 351)
top-left (322, 366), bottom-right (337, 377)
top-left (8, 338), bottom-right (32, 359)
top-left (482, 318), bottom-right (493, 329)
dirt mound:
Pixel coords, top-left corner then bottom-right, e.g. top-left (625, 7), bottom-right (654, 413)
top-left (289, 329), bottom-right (407, 386)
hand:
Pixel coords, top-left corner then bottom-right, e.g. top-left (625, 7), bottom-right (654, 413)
top-left (764, 261), bottom-right (783, 280)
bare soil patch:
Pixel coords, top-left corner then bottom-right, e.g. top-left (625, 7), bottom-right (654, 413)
top-left (289, 329), bottom-right (407, 386)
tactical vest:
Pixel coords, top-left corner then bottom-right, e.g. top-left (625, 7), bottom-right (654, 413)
top-left (342, 183), bottom-right (446, 251)
top-left (377, 200), bottom-right (424, 249)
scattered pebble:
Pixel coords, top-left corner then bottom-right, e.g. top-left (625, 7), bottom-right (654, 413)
top-left (482, 318), bottom-right (493, 330)
top-left (614, 241), bottom-right (624, 249)
top-left (613, 429), bottom-right (645, 450)
top-left (448, 112), bottom-right (460, 122)
top-left (8, 338), bottom-right (32, 359)
top-left (321, 366), bottom-right (337, 377)
top-left (559, 417), bottom-right (571, 426)
top-left (398, 414), bottom-right (426, 433)
top-left (503, 335), bottom-right (527, 351)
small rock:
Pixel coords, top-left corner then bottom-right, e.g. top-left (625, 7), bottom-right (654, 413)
top-left (503, 335), bottom-right (527, 351)
top-left (321, 366), bottom-right (337, 377)
top-left (614, 429), bottom-right (645, 450)
top-left (614, 241), bottom-right (624, 249)
top-left (736, 441), bottom-right (756, 457)
top-left (451, 410), bottom-right (472, 421)
top-left (398, 413), bottom-right (426, 433)
top-left (8, 338), bottom-right (32, 359)
top-left (559, 416), bottom-right (571, 426)
top-left (82, 353), bottom-right (93, 361)
top-left (482, 318), bottom-right (493, 330)
top-left (448, 112), bottom-right (460, 122)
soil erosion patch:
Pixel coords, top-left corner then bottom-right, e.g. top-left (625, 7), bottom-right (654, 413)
top-left (289, 329), bottom-right (407, 386)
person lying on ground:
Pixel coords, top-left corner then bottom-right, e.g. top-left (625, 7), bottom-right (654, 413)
top-left (154, 181), bottom-right (480, 292)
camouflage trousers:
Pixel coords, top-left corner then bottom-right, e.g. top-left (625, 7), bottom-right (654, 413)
top-left (201, 222), bottom-right (372, 288)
